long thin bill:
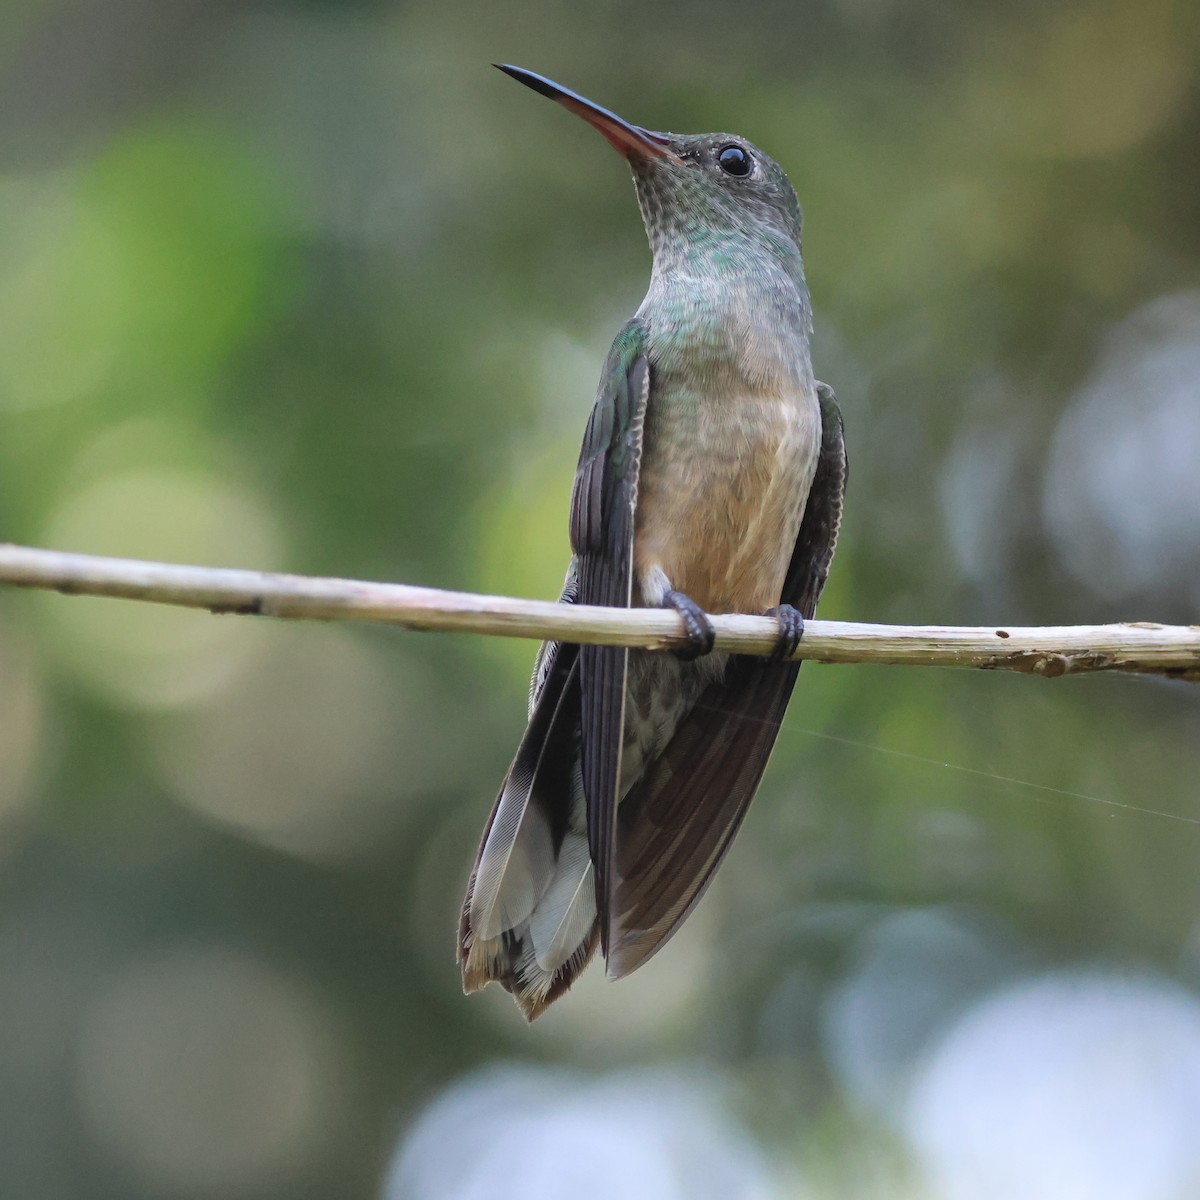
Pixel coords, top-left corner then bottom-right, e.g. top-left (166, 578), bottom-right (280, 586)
top-left (495, 64), bottom-right (679, 161)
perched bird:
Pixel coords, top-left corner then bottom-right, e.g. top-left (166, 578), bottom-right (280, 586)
top-left (459, 66), bottom-right (847, 1019)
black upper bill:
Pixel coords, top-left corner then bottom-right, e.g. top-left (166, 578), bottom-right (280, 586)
top-left (495, 64), bottom-right (678, 161)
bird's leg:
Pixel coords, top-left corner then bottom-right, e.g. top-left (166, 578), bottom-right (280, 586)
top-left (662, 591), bottom-right (716, 660)
top-left (764, 604), bottom-right (805, 662)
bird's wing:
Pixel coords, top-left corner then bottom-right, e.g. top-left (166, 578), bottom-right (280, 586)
top-left (569, 319), bottom-right (652, 953)
top-left (606, 381), bottom-right (847, 977)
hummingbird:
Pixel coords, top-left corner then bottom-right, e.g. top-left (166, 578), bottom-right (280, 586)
top-left (459, 65), bottom-right (847, 1019)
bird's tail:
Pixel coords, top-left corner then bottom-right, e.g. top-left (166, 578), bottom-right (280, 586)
top-left (458, 645), bottom-right (599, 1020)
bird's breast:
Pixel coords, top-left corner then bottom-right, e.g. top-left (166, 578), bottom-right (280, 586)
top-left (633, 379), bottom-right (821, 615)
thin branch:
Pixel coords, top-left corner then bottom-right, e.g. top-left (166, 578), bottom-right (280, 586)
top-left (1, 543), bottom-right (1196, 680)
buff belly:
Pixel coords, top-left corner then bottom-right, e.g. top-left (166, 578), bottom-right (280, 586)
top-left (633, 384), bottom-right (820, 614)
top-left (619, 381), bottom-right (821, 792)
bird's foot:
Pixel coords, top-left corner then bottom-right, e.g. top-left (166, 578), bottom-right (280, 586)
top-left (764, 604), bottom-right (805, 662)
top-left (663, 591), bottom-right (716, 660)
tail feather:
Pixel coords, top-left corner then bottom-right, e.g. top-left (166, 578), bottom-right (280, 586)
top-left (459, 643), bottom-right (600, 1020)
top-left (469, 721), bottom-right (565, 940)
top-left (528, 834), bottom-right (595, 972)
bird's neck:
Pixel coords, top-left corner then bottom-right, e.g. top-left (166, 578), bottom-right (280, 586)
top-left (638, 228), bottom-right (813, 394)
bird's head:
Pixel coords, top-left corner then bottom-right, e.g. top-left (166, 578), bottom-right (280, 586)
top-left (495, 65), bottom-right (804, 264)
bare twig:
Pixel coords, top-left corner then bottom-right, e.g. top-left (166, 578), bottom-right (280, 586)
top-left (0, 543), bottom-right (1196, 679)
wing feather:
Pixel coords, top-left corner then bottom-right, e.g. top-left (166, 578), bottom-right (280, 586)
top-left (569, 320), bottom-right (652, 954)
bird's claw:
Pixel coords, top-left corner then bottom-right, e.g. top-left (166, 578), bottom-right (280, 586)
top-left (765, 604), bottom-right (805, 662)
top-left (663, 591), bottom-right (716, 660)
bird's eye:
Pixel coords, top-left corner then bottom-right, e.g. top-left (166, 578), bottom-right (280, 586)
top-left (717, 144), bottom-right (752, 176)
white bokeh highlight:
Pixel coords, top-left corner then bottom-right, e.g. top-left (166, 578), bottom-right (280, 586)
top-left (1045, 291), bottom-right (1200, 607)
top-left (823, 908), bottom-right (1019, 1120)
top-left (906, 971), bottom-right (1200, 1200)
top-left (386, 1065), bottom-right (784, 1200)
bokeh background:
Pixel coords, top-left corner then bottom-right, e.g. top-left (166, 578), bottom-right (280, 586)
top-left (2, 2), bottom-right (1199, 1197)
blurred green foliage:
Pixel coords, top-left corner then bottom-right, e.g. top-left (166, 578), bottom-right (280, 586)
top-left (0, 1), bottom-right (1198, 1197)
